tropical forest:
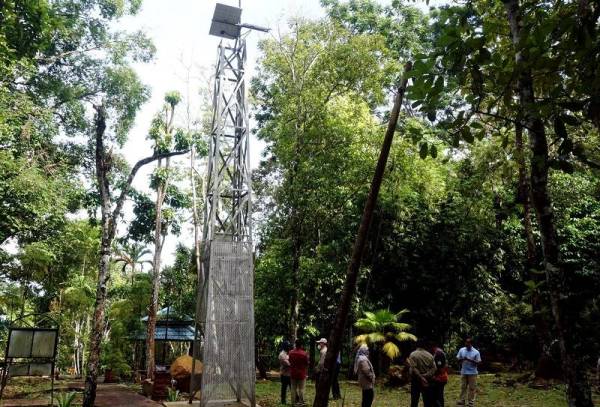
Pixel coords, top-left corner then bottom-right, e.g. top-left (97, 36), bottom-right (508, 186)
top-left (0, 1), bottom-right (599, 407)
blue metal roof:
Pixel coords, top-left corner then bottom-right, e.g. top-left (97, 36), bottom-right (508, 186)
top-left (140, 306), bottom-right (193, 323)
top-left (133, 325), bottom-right (195, 342)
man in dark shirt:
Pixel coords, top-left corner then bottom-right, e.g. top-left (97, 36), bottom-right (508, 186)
top-left (289, 338), bottom-right (309, 406)
top-left (429, 341), bottom-right (448, 407)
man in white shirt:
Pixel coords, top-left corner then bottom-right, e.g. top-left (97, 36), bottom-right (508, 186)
top-left (456, 337), bottom-right (481, 407)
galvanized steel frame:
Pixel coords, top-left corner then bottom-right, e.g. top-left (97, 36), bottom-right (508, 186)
top-left (191, 36), bottom-right (255, 407)
top-left (202, 38), bottom-right (252, 243)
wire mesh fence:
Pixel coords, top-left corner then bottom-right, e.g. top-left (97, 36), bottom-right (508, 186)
top-left (200, 240), bottom-right (255, 406)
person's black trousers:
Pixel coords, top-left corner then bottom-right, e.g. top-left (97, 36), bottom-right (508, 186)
top-left (411, 378), bottom-right (435, 407)
top-left (361, 388), bottom-right (374, 407)
top-left (331, 362), bottom-right (341, 399)
top-left (281, 375), bottom-right (291, 404)
top-left (431, 381), bottom-right (446, 407)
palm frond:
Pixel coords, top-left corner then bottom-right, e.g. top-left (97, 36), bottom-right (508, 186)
top-left (354, 318), bottom-right (379, 332)
top-left (363, 311), bottom-right (376, 320)
top-left (395, 309), bottom-right (410, 318)
top-left (367, 332), bottom-right (385, 343)
top-left (395, 332), bottom-right (417, 342)
top-left (390, 322), bottom-right (412, 332)
top-left (354, 334), bottom-right (368, 345)
top-left (382, 342), bottom-right (400, 359)
top-left (373, 309), bottom-right (396, 323)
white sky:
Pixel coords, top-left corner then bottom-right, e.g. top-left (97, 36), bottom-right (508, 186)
top-left (116, 0), bottom-right (434, 267)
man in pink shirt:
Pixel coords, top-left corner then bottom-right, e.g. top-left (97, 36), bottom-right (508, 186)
top-left (279, 340), bottom-right (292, 404)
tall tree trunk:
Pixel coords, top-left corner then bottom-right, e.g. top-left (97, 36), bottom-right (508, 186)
top-left (515, 123), bottom-right (536, 277)
top-left (313, 63), bottom-right (411, 407)
top-left (289, 231), bottom-right (301, 342)
top-left (503, 2), bottom-right (593, 405)
top-left (515, 123), bottom-right (549, 358)
top-left (146, 104), bottom-right (175, 379)
top-left (74, 319), bottom-right (82, 376)
top-left (83, 216), bottom-right (112, 404)
top-left (288, 125), bottom-right (303, 343)
top-left (190, 148), bottom-right (203, 291)
top-left (83, 106), bottom-right (112, 407)
top-left (82, 315), bottom-right (89, 377)
top-left (145, 158), bottom-right (169, 380)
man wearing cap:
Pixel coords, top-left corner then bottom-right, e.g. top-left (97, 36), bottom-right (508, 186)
top-left (315, 338), bottom-right (328, 385)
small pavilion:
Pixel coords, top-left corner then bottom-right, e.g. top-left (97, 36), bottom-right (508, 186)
top-left (134, 306), bottom-right (195, 370)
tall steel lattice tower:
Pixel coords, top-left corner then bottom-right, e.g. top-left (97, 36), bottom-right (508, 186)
top-left (190, 3), bottom-right (267, 407)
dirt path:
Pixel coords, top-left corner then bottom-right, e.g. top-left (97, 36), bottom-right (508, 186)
top-left (95, 384), bottom-right (162, 407)
top-left (1, 383), bottom-right (163, 407)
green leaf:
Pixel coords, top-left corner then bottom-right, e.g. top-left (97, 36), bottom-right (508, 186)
top-left (553, 117), bottom-right (567, 139)
top-left (561, 115), bottom-right (579, 126)
top-left (451, 134), bottom-right (460, 148)
top-left (419, 142), bottom-right (428, 159)
top-left (478, 47), bottom-right (492, 63)
top-left (430, 144), bottom-right (438, 158)
top-left (461, 127), bottom-right (474, 144)
top-left (559, 138), bottom-right (573, 155)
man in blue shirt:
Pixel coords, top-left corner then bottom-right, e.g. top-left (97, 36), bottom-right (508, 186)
top-left (456, 337), bottom-right (481, 407)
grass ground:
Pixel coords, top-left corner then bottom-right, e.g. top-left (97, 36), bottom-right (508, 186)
top-left (256, 374), bottom-right (599, 407)
top-left (3, 373), bottom-right (599, 406)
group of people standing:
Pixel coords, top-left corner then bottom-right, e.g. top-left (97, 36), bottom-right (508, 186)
top-left (407, 337), bottom-right (481, 407)
top-left (278, 338), bottom-right (347, 406)
top-left (278, 336), bottom-right (481, 407)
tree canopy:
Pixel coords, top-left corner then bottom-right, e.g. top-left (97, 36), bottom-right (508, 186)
top-left (0, 1), bottom-right (599, 406)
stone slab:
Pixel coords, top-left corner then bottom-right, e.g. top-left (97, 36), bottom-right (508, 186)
top-left (95, 384), bottom-right (163, 407)
top-left (0, 400), bottom-right (51, 407)
top-left (163, 401), bottom-right (259, 407)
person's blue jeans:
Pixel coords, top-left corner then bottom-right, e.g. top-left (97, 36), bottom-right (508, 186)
top-left (281, 375), bottom-right (291, 404)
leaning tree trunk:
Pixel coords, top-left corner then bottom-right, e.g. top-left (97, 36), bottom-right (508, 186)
top-left (313, 63), bottom-right (412, 407)
top-left (503, 1), bottom-right (593, 405)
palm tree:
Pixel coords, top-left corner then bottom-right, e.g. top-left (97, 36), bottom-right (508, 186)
top-left (354, 309), bottom-right (417, 371)
top-left (113, 242), bottom-right (152, 284)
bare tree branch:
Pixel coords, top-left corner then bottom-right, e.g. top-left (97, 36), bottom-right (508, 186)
top-left (109, 149), bottom-right (190, 238)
